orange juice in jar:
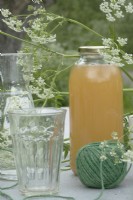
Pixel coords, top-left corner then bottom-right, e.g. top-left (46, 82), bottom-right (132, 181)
top-left (69, 46), bottom-right (123, 174)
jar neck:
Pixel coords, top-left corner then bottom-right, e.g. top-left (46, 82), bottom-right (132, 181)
top-left (78, 53), bottom-right (105, 65)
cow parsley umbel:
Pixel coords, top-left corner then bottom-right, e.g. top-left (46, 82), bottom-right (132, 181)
top-left (99, 0), bottom-right (133, 66)
top-left (100, 0), bottom-right (133, 22)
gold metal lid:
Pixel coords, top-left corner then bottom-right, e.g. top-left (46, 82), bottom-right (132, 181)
top-left (78, 46), bottom-right (108, 54)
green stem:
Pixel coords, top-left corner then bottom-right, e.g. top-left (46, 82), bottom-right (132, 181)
top-left (49, 23), bottom-right (62, 34)
top-left (0, 30), bottom-right (64, 55)
top-left (66, 18), bottom-right (103, 38)
top-left (62, 159), bottom-right (70, 163)
top-left (121, 67), bottom-right (133, 82)
top-left (123, 88), bottom-right (133, 92)
top-left (61, 167), bottom-right (71, 171)
top-left (64, 138), bottom-right (70, 141)
top-left (94, 161), bottom-right (104, 200)
top-left (33, 99), bottom-right (43, 102)
top-left (42, 66), bottom-right (61, 107)
top-left (0, 31), bottom-right (76, 58)
top-left (57, 64), bottom-right (74, 75)
top-left (33, 91), bottom-right (69, 103)
top-left (53, 92), bottom-right (69, 95)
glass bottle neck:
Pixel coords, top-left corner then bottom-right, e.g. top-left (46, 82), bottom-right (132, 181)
top-left (78, 53), bottom-right (105, 65)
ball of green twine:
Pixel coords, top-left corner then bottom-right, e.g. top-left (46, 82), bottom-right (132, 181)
top-left (76, 142), bottom-right (128, 189)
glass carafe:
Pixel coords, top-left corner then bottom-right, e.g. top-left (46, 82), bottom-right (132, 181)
top-left (69, 46), bottom-right (123, 174)
top-left (0, 53), bottom-right (34, 180)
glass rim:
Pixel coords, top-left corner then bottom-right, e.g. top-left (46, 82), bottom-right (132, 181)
top-left (0, 53), bottom-right (32, 57)
top-left (8, 107), bottom-right (66, 116)
top-left (23, 195), bottom-right (75, 200)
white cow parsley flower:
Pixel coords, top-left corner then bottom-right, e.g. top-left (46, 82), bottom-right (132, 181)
top-left (115, 10), bottom-right (124, 18)
top-left (101, 36), bottom-right (132, 66)
top-left (106, 13), bottom-right (116, 22)
top-left (117, 37), bottom-right (128, 46)
top-left (2, 17), bottom-right (23, 32)
top-left (32, 0), bottom-right (43, 4)
top-left (123, 150), bottom-right (133, 162)
top-left (113, 56), bottom-right (122, 63)
top-left (110, 151), bottom-right (117, 157)
top-left (111, 132), bottom-right (118, 140)
top-left (100, 155), bottom-right (107, 161)
top-left (110, 2), bottom-right (120, 10)
top-left (0, 9), bottom-right (12, 18)
top-left (31, 34), bottom-right (56, 44)
top-left (123, 53), bottom-right (133, 64)
top-left (36, 77), bottom-right (46, 87)
top-left (100, 0), bottom-right (133, 21)
top-left (117, 0), bottom-right (126, 5)
top-left (125, 3), bottom-right (133, 13)
top-left (110, 48), bottom-right (120, 56)
top-left (100, 1), bottom-right (112, 13)
top-left (102, 38), bottom-right (113, 47)
top-left (99, 141), bottom-right (109, 149)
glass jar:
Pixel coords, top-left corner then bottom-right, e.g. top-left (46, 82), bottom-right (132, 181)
top-left (69, 46), bottom-right (123, 174)
top-left (0, 53), bottom-right (34, 180)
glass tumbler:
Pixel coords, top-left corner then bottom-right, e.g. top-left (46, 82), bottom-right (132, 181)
top-left (8, 108), bottom-right (66, 196)
top-left (24, 195), bottom-right (75, 200)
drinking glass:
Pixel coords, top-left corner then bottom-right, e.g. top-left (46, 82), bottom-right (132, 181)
top-left (8, 108), bottom-right (66, 196)
top-left (23, 195), bottom-right (75, 200)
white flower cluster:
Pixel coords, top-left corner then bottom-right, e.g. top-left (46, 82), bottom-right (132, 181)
top-left (23, 15), bottom-right (56, 44)
top-left (99, 141), bottom-right (109, 149)
top-left (100, 0), bottom-right (133, 22)
top-left (4, 95), bottom-right (31, 113)
top-left (101, 37), bottom-right (133, 66)
top-left (0, 9), bottom-right (11, 18)
top-left (32, 0), bottom-right (43, 4)
top-left (24, 27), bottom-right (56, 44)
top-left (111, 132), bottom-right (119, 140)
top-left (100, 155), bottom-right (107, 161)
top-left (0, 7), bottom-right (58, 42)
top-left (99, 141), bottom-right (109, 161)
top-left (2, 17), bottom-right (23, 32)
top-left (122, 150), bottom-right (133, 163)
top-left (30, 77), bottom-right (54, 99)
top-left (102, 37), bottom-right (128, 47)
top-left (99, 132), bottom-right (126, 163)
top-left (33, 6), bottom-right (46, 15)
top-left (0, 9), bottom-right (23, 32)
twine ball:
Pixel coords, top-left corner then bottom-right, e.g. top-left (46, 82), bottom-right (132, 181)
top-left (76, 142), bottom-right (127, 189)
